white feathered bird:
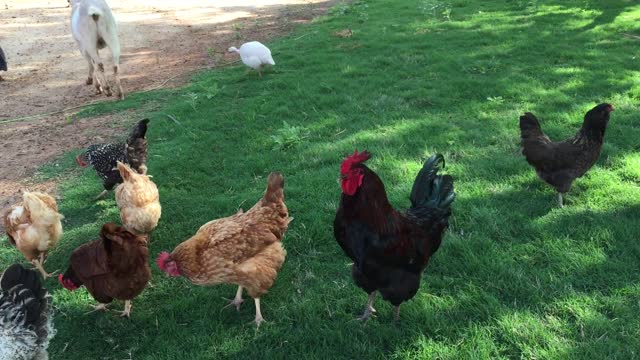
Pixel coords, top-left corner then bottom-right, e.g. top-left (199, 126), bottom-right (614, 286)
top-left (228, 41), bottom-right (275, 77)
top-left (0, 264), bottom-right (55, 360)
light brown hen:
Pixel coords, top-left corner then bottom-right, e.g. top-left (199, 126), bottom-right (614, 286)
top-left (115, 161), bottom-right (161, 234)
top-left (157, 172), bottom-right (292, 327)
top-left (3, 192), bottom-right (64, 278)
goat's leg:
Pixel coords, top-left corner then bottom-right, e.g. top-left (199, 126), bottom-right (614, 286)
top-left (86, 48), bottom-right (111, 96)
top-left (103, 34), bottom-right (123, 99)
top-left (113, 64), bottom-right (124, 100)
top-left (82, 51), bottom-right (95, 86)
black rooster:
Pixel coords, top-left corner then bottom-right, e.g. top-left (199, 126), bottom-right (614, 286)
top-left (519, 103), bottom-right (613, 207)
top-left (77, 119), bottom-right (149, 199)
top-left (334, 151), bottom-right (455, 321)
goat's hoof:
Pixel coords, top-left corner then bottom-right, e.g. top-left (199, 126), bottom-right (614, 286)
top-left (86, 77), bottom-right (93, 85)
top-left (117, 93), bottom-right (125, 100)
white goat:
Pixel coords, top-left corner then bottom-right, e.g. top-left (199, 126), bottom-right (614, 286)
top-left (70, 0), bottom-right (123, 99)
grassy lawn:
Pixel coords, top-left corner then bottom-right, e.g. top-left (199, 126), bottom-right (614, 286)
top-left (3, 0), bottom-right (640, 358)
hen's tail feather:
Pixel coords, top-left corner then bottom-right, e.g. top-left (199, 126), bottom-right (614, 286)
top-left (264, 172), bottom-right (285, 203)
top-left (409, 154), bottom-right (455, 212)
top-left (127, 119), bottom-right (149, 144)
top-left (0, 264), bottom-right (50, 331)
top-left (519, 112), bottom-right (545, 139)
top-left (126, 119), bottom-right (149, 174)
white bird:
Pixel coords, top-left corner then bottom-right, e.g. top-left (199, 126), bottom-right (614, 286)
top-left (228, 41), bottom-right (275, 78)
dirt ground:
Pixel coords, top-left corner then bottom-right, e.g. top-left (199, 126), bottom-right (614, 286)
top-left (0, 0), bottom-right (335, 213)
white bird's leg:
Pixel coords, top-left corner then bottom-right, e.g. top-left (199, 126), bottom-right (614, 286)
top-left (357, 292), bottom-right (377, 321)
top-left (223, 286), bottom-right (244, 311)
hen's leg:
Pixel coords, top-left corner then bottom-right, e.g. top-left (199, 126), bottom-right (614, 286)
top-left (116, 300), bottom-right (132, 318)
top-left (394, 305), bottom-right (401, 321)
top-left (253, 298), bottom-right (265, 327)
top-left (32, 257), bottom-right (57, 279)
top-left (95, 190), bottom-right (109, 201)
top-left (84, 303), bottom-right (109, 315)
top-left (223, 286), bottom-right (244, 311)
top-left (357, 292), bottom-right (377, 321)
top-left (557, 193), bottom-right (564, 208)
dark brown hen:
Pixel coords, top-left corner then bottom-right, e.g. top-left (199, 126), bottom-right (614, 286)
top-left (519, 103), bottom-right (613, 207)
top-left (58, 223), bottom-right (150, 318)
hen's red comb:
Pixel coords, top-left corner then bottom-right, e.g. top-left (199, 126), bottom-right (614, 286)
top-left (76, 154), bottom-right (88, 168)
top-left (157, 251), bottom-right (171, 271)
top-left (340, 150), bottom-right (371, 174)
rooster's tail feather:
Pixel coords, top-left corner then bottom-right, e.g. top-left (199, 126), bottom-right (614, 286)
top-left (409, 154), bottom-right (455, 212)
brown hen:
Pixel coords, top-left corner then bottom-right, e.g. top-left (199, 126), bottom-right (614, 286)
top-left (157, 172), bottom-right (292, 327)
top-left (58, 223), bottom-right (150, 318)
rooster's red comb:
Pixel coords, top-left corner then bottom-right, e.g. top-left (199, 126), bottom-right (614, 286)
top-left (340, 150), bottom-right (371, 174)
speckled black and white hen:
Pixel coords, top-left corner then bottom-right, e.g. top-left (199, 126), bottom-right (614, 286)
top-left (0, 263), bottom-right (55, 360)
top-left (77, 119), bottom-right (149, 199)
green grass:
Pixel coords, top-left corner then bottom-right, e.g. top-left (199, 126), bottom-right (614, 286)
top-left (3, 0), bottom-right (640, 358)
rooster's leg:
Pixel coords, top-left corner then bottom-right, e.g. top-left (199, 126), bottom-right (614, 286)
top-left (253, 298), bottom-right (265, 327)
top-left (394, 305), bottom-right (401, 321)
top-left (116, 300), bottom-right (132, 318)
top-left (223, 286), bottom-right (244, 311)
top-left (557, 193), bottom-right (564, 208)
top-left (95, 190), bottom-right (109, 201)
top-left (357, 292), bottom-right (377, 321)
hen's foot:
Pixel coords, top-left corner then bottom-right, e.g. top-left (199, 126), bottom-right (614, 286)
top-left (254, 314), bottom-right (266, 328)
top-left (32, 260), bottom-right (57, 279)
top-left (223, 297), bottom-right (244, 311)
top-left (116, 301), bottom-right (132, 318)
top-left (223, 286), bottom-right (244, 311)
top-left (94, 190), bottom-right (108, 201)
top-left (85, 303), bottom-right (109, 315)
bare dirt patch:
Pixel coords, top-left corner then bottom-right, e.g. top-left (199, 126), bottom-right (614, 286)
top-left (0, 0), bottom-right (335, 214)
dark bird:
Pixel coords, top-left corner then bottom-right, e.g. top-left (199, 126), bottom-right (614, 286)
top-left (58, 223), bottom-right (150, 318)
top-left (0, 263), bottom-right (55, 360)
top-left (334, 151), bottom-right (455, 321)
top-left (76, 119), bottom-right (149, 199)
top-left (519, 103), bottom-right (614, 207)
top-left (0, 45), bottom-right (7, 81)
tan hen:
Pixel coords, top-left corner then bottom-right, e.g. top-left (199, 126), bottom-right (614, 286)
top-left (3, 192), bottom-right (64, 278)
top-left (115, 161), bottom-right (161, 235)
top-left (157, 172), bottom-right (292, 327)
